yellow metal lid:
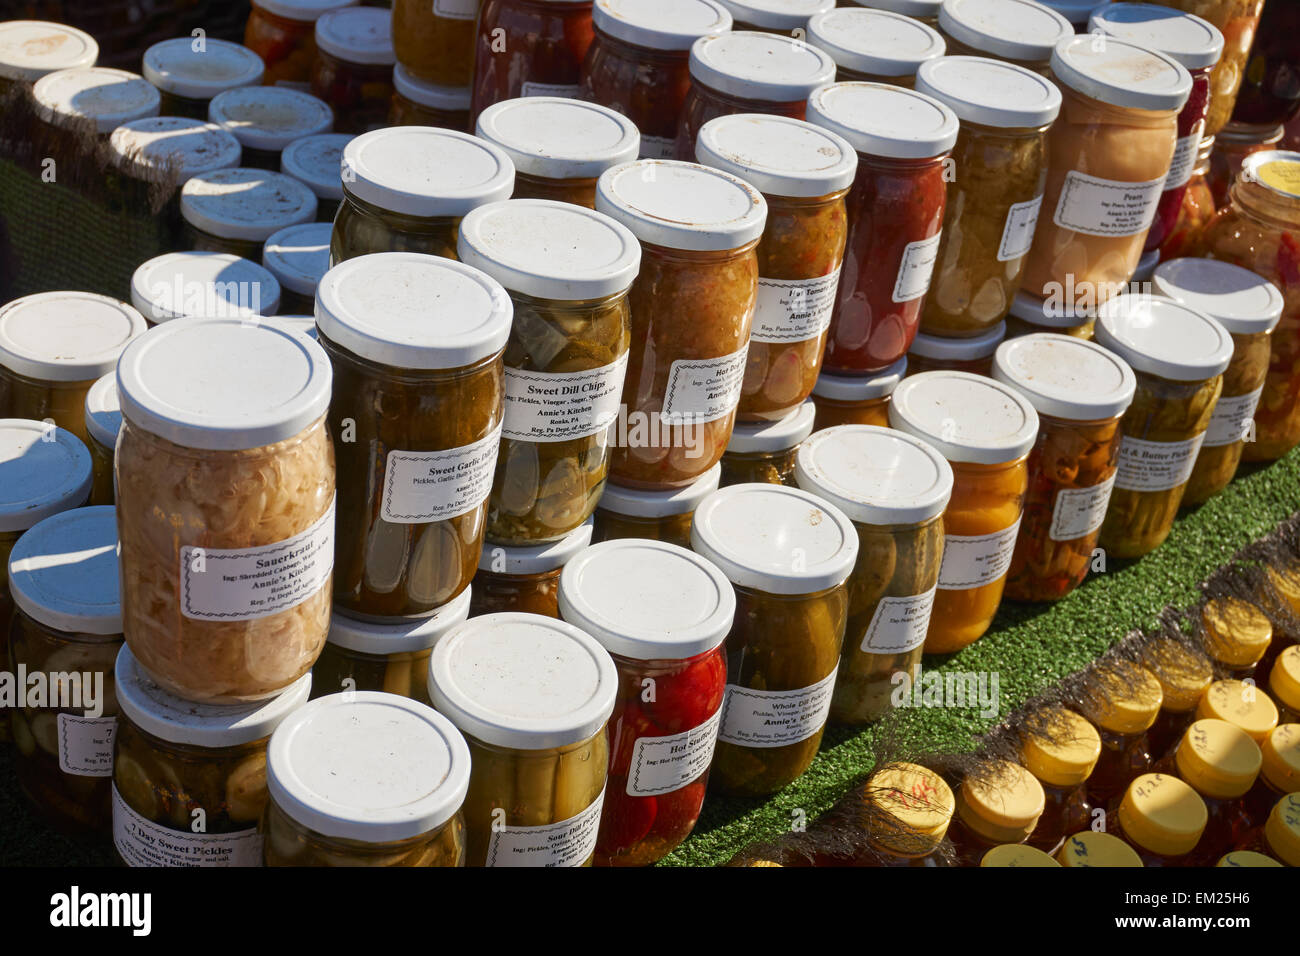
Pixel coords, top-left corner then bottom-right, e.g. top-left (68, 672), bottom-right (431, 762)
top-left (1021, 708), bottom-right (1102, 788)
top-left (1118, 773), bottom-right (1207, 859)
top-left (1174, 718), bottom-right (1262, 799)
top-left (958, 760), bottom-right (1045, 845)
top-left (1260, 724), bottom-right (1300, 794)
top-left (1202, 598), bottom-right (1272, 668)
top-left (1216, 850), bottom-right (1282, 867)
top-left (1269, 645), bottom-right (1300, 712)
top-left (1141, 637), bottom-right (1213, 713)
top-left (1056, 830), bottom-right (1143, 867)
top-left (1197, 679), bottom-right (1279, 742)
top-left (1082, 660), bottom-right (1164, 735)
top-left (980, 844), bottom-right (1060, 867)
top-left (1264, 792), bottom-right (1300, 867)
top-left (864, 761), bottom-right (955, 857)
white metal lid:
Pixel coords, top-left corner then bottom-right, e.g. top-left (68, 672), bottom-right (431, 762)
top-left (256, 0), bottom-right (359, 22)
top-left (8, 505), bottom-right (120, 634)
top-left (993, 333), bottom-right (1136, 421)
top-left (0, 291), bottom-right (146, 382)
top-left (1094, 294), bottom-right (1234, 383)
top-left (559, 539), bottom-right (735, 660)
top-left (1041, 0), bottom-right (1110, 25)
top-left (263, 222), bottom-right (332, 298)
top-left (916, 56), bottom-right (1061, 128)
top-left (477, 520), bottom-right (594, 575)
top-left (1049, 34), bottom-right (1192, 113)
top-left (689, 30), bottom-right (837, 103)
top-left (795, 424), bottom-right (953, 525)
top-left (208, 87), bottom-right (334, 153)
top-left (142, 37), bottom-right (265, 100)
top-left (1009, 290), bottom-right (1095, 328)
top-left (392, 63), bottom-right (471, 111)
top-left (726, 400), bottom-right (816, 454)
top-left (280, 132), bottom-right (352, 201)
top-left (327, 586), bottom-right (472, 654)
top-left (115, 645), bottom-right (312, 747)
top-left (596, 160), bottom-right (767, 251)
top-left (33, 67), bottom-right (161, 133)
top-left (695, 113), bottom-right (858, 198)
top-left (889, 370), bottom-right (1039, 464)
top-left (475, 97), bottom-right (639, 181)
top-left (131, 251), bottom-right (282, 322)
top-left (341, 126), bottom-right (515, 218)
top-left (715, 0), bottom-right (833, 30)
top-left (314, 6), bottom-right (395, 65)
top-left (806, 81), bottom-right (959, 159)
top-left (909, 321), bottom-right (1005, 360)
top-left (180, 167), bottom-right (318, 242)
top-left (593, 0), bottom-right (733, 52)
top-left (83, 373), bottom-right (122, 450)
top-left (1088, 4), bottom-right (1224, 72)
top-left (812, 356), bottom-right (908, 401)
top-left (1152, 258), bottom-right (1284, 337)
top-left (0, 21), bottom-right (98, 82)
top-left (108, 117), bottom-right (242, 182)
top-left (597, 463), bottom-right (721, 518)
top-left (427, 612), bottom-right (619, 750)
top-left (267, 691), bottom-right (471, 841)
top-left (116, 317), bottom-right (332, 451)
top-left (851, 0), bottom-right (941, 16)
top-left (807, 8), bottom-right (946, 79)
top-left (938, 0), bottom-right (1073, 64)
top-left (0, 420), bottom-right (91, 533)
top-left (315, 252), bottom-right (512, 369)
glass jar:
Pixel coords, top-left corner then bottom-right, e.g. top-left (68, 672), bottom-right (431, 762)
top-left (907, 324), bottom-right (1006, 378)
top-left (1041, 0), bottom-right (1111, 29)
top-left (937, 0), bottom-right (1073, 77)
top-left (1078, 659), bottom-right (1164, 804)
top-left (848, 0), bottom-right (940, 28)
top-left (1053, 831), bottom-right (1141, 866)
top-left (471, 521), bottom-right (591, 617)
top-left (714, 0), bottom-right (830, 34)
top-left (130, 251), bottom-right (283, 324)
top-left (1160, 136), bottom-right (1218, 260)
top-left (1196, 678), bottom-right (1279, 743)
top-left (8, 506), bottom-right (122, 832)
top-left (180, 168), bottom-right (319, 259)
top-left (697, 114), bottom-right (855, 420)
top-left (811, 358), bottom-right (906, 430)
top-left (1234, 792), bottom-right (1300, 867)
top-left (116, 319), bottom-right (335, 702)
top-left (691, 483), bottom-right (857, 795)
top-left (315, 253), bottom-right (509, 617)
top-left (722, 401), bottom-right (815, 487)
top-left (806, 7), bottom-right (945, 86)
top-left (0, 21), bottom-right (97, 93)
top-left (1157, 0), bottom-right (1264, 137)
top-left (1020, 36), bottom-right (1191, 311)
top-left (591, 462), bottom-right (720, 548)
top-left (1228, 0), bottom-right (1300, 133)
top-left (310, 6), bottom-right (396, 133)
top-left (264, 691), bottom-right (471, 865)
top-left (889, 371), bottom-right (1037, 652)
top-left (1270, 650), bottom-right (1300, 724)
top-left (1095, 295), bottom-right (1232, 557)
top-left (857, 762), bottom-right (955, 866)
top-left (390, 63), bottom-right (471, 131)
top-left (979, 844), bottom-right (1059, 866)
top-left (947, 760), bottom-right (1046, 865)
top-left (332, 126), bottom-right (515, 264)
top-left (428, 612), bottom-right (617, 866)
top-left (143, 38), bottom-right (265, 121)
top-left (208, 86), bottom-right (335, 170)
top-left (558, 538), bottom-right (731, 865)
top-left (1005, 290), bottom-right (1095, 340)
top-left (246, 0), bottom-right (358, 89)
top-left (262, 222), bottom-right (332, 315)
top-left (32, 67), bottom-right (161, 145)
top-left (280, 133), bottom-right (352, 222)
top-left (596, 160), bottom-right (767, 488)
top-left (1201, 596), bottom-right (1273, 680)
top-left (112, 646), bottom-right (311, 866)
top-left (1020, 708), bottom-right (1101, 852)
top-left (995, 334), bottom-right (1136, 601)
top-left (1208, 123), bottom-right (1285, 206)
top-left (1244, 723), bottom-right (1298, 822)
top-left (1113, 772), bottom-right (1208, 866)
top-left (1142, 635), bottom-right (1214, 758)
top-left (393, 0), bottom-right (482, 87)
top-left (796, 426), bottom-right (951, 725)
top-left (1167, 717), bottom-right (1261, 863)
top-left (83, 373), bottom-right (121, 507)
top-left (808, 82), bottom-right (958, 373)
top-left (673, 31), bottom-right (837, 160)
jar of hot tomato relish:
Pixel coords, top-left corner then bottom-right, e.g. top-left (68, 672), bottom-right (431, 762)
top-left (1079, 659), bottom-right (1164, 805)
top-left (811, 357), bottom-right (906, 431)
top-left (906, 323), bottom-right (1006, 377)
top-left (936, 0), bottom-right (1072, 78)
top-left (311, 6), bottom-right (396, 133)
top-left (806, 7), bottom-right (945, 87)
top-left (246, 0), bottom-right (359, 89)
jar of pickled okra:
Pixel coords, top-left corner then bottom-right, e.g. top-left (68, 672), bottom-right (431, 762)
top-left (280, 133), bottom-right (352, 222)
top-left (83, 373), bottom-right (120, 507)
top-left (208, 86), bottom-right (335, 171)
top-left (471, 521), bottom-right (592, 618)
top-left (265, 691), bottom-right (471, 865)
top-left (1113, 772), bottom-right (1208, 866)
top-left (392, 0), bottom-right (481, 88)
top-left (721, 401), bottom-right (815, 488)
top-left (690, 483), bottom-right (857, 795)
top-left (907, 322), bottom-right (1006, 377)
top-left (1201, 596), bottom-right (1273, 680)
top-left (858, 762), bottom-right (955, 866)
top-left (1166, 717), bottom-right (1261, 863)
top-left (247, 0), bottom-right (359, 89)
top-left (130, 251), bottom-right (283, 324)
top-left (1020, 708), bottom-right (1101, 851)
top-left (1079, 659), bottom-right (1164, 804)
top-left (1271, 651), bottom-right (1300, 725)
top-left (315, 252), bottom-right (509, 617)
top-left (591, 463), bottom-right (720, 549)
top-left (811, 358), bottom-right (907, 431)
top-left (1244, 723), bottom-right (1299, 822)
top-left (936, 0), bottom-right (1072, 76)
top-left (112, 647), bottom-right (311, 866)
top-left (310, 6), bottom-right (396, 133)
top-left (262, 222), bottom-right (331, 316)
top-left (979, 844), bottom-right (1059, 866)
top-left (390, 63), bottom-right (471, 131)
top-left (1142, 636), bottom-right (1214, 758)
top-left (1005, 291), bottom-right (1095, 341)
top-left (181, 168), bottom-right (319, 259)
top-left (142, 38), bottom-right (265, 121)
top-left (428, 612), bottom-right (618, 866)
top-left (0, 21), bottom-right (97, 93)
top-left (1055, 830), bottom-right (1143, 867)
top-left (948, 760), bottom-right (1046, 865)
top-left (806, 7), bottom-right (945, 86)
top-left (1197, 678), bottom-right (1279, 744)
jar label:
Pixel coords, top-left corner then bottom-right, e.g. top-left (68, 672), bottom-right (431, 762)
top-left (1114, 433), bottom-right (1205, 492)
top-left (485, 789), bottom-right (605, 867)
top-left (626, 706), bottom-right (723, 796)
top-left (381, 425), bottom-right (502, 523)
top-left (717, 671), bottom-right (836, 749)
top-left (639, 135), bottom-right (676, 160)
top-left (1165, 127), bottom-right (1203, 191)
top-left (860, 586), bottom-right (937, 654)
top-left (1050, 473), bottom-right (1117, 541)
top-left (751, 267), bottom-right (842, 344)
top-left (112, 786), bottom-right (263, 867)
top-left (521, 81), bottom-right (582, 98)
top-left (1052, 171), bottom-right (1166, 238)
top-left (434, 0), bottom-right (478, 19)
top-left (1202, 386), bottom-right (1263, 448)
top-left (57, 713), bottom-right (116, 777)
top-left (937, 520), bottom-right (1021, 590)
top-left (892, 233), bottom-right (942, 303)
top-left (661, 346), bottom-right (749, 424)
top-left (180, 499), bottom-right (335, 622)
top-left (502, 353), bottom-right (628, 442)
top-left (997, 195), bottom-right (1043, 262)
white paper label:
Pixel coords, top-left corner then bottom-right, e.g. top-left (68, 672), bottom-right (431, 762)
top-left (717, 671), bottom-right (836, 749)
top-left (1050, 473), bottom-right (1117, 541)
top-left (998, 196), bottom-right (1043, 262)
top-left (1114, 433), bottom-right (1205, 492)
top-left (57, 713), bottom-right (116, 777)
top-left (434, 0), bottom-right (478, 19)
top-left (859, 586), bottom-right (937, 654)
top-left (626, 707), bottom-right (722, 796)
top-left (661, 347), bottom-right (749, 424)
top-left (381, 426), bottom-right (501, 523)
top-left (937, 520), bottom-right (1021, 590)
top-left (892, 233), bottom-right (941, 303)
top-left (1203, 386), bottom-right (1263, 448)
top-left (180, 500), bottom-right (335, 622)
top-left (1053, 171), bottom-right (1167, 238)
top-left (503, 354), bottom-right (628, 442)
top-left (112, 787), bottom-right (263, 867)
top-left (1165, 127), bottom-right (1203, 191)
top-left (639, 135), bottom-right (676, 160)
top-left (521, 81), bottom-right (581, 98)
top-left (485, 791), bottom-right (605, 867)
top-left (751, 268), bottom-right (842, 343)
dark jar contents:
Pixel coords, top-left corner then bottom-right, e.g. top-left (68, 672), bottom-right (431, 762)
top-left (906, 323), bottom-right (1005, 377)
top-left (1020, 708), bottom-right (1101, 852)
top-left (1228, 0), bottom-right (1300, 133)
top-left (946, 760), bottom-right (1046, 866)
top-left (1141, 636), bottom-right (1215, 759)
top-left (470, 522), bottom-right (592, 618)
top-left (851, 762), bottom-right (955, 867)
top-left (1112, 772), bottom-right (1208, 867)
top-left (590, 463), bottom-right (720, 549)
top-left (246, 0), bottom-right (354, 89)
top-left (142, 37), bottom-right (265, 121)
top-left (310, 6), bottom-right (397, 133)
top-left (1241, 726), bottom-right (1299, 837)
top-left (720, 402), bottom-right (815, 488)
top-left (390, 63), bottom-right (471, 131)
top-left (392, 0), bottom-right (483, 88)
top-left (1078, 660), bottom-right (1163, 805)
top-left (810, 359), bottom-right (906, 431)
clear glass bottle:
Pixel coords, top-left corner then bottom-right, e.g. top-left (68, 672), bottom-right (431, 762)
top-left (471, 520), bottom-right (592, 618)
top-left (721, 401), bottom-right (815, 488)
top-left (1243, 723), bottom-right (1299, 823)
top-left (142, 37), bottom-right (265, 120)
top-left (389, 63), bottom-right (471, 132)
top-left (1142, 636), bottom-right (1215, 758)
top-left (1200, 596), bottom-right (1273, 681)
top-left (1054, 830), bottom-right (1143, 867)
top-left (806, 7), bottom-right (945, 86)
top-left (1269, 648), bottom-right (1300, 725)
top-left (208, 86), bottom-right (334, 170)
top-left (947, 759), bottom-right (1047, 865)
top-left (857, 762), bottom-right (955, 866)
top-left (1232, 792), bottom-right (1300, 867)
top-left (1163, 717), bottom-right (1262, 863)
top-left (810, 358), bottom-right (906, 431)
top-left (1112, 772), bottom-right (1207, 866)
top-left (1196, 678), bottom-right (1279, 743)
top-left (310, 6), bottom-right (396, 133)
top-left (936, 0), bottom-right (1072, 76)
top-left (180, 168), bottom-right (319, 259)
top-left (246, 0), bottom-right (357, 89)
top-left (1078, 659), bottom-right (1164, 805)
top-left (591, 463), bottom-right (720, 548)
top-left (1020, 708), bottom-right (1102, 852)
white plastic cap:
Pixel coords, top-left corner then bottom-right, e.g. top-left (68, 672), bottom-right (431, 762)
top-left (596, 160), bottom-right (767, 251)
top-left (314, 6), bottom-right (395, 65)
top-left (477, 520), bottom-right (594, 575)
top-left (597, 463), bottom-right (721, 518)
top-left (806, 8), bottom-right (946, 79)
top-left (0, 21), bottom-right (98, 82)
top-left (812, 357), bottom-right (908, 401)
top-left (1088, 4), bottom-right (1224, 72)
top-left (1094, 295), bottom-right (1234, 383)
top-left (1050, 34), bottom-right (1192, 112)
top-left (256, 0), bottom-right (359, 22)
top-left (208, 87), bottom-right (334, 153)
top-left (280, 132), bottom-right (352, 201)
top-left (0, 420), bottom-right (91, 533)
top-left (142, 37), bottom-right (264, 100)
top-left (1040, 0), bottom-right (1110, 26)
top-left (689, 30), bottom-right (836, 102)
top-left (33, 67), bottom-right (160, 133)
top-left (263, 315), bottom-right (318, 339)
top-left (1152, 258), bottom-right (1284, 337)
top-left (593, 0), bottom-right (733, 52)
top-left (392, 63), bottom-right (471, 111)
top-left (908, 321), bottom-right (1005, 361)
top-left (108, 117), bottom-right (242, 182)
top-left (850, 0), bottom-right (940, 16)
top-left (476, 97), bottom-right (640, 180)
top-left (715, 0), bottom-right (833, 30)
top-left (696, 114), bottom-right (858, 198)
top-left (8, 505), bottom-right (120, 634)
top-left (993, 333), bottom-right (1136, 421)
top-left (263, 222), bottom-right (332, 298)
top-left (84, 373), bottom-right (122, 450)
top-left (327, 586), bottom-right (472, 655)
top-left (916, 56), bottom-right (1061, 128)
top-left (726, 400), bottom-right (816, 454)
top-left (806, 81), bottom-right (959, 159)
top-left (0, 291), bottom-right (146, 382)
top-left (889, 370), bottom-right (1040, 464)
top-left (131, 251), bottom-right (282, 322)
top-left (1009, 290), bottom-right (1095, 328)
top-left (181, 167), bottom-right (318, 242)
top-left (938, 0), bottom-right (1073, 64)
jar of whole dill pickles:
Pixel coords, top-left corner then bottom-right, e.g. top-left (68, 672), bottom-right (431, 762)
top-left (470, 520), bottom-right (592, 618)
top-left (720, 401), bottom-right (816, 488)
top-left (591, 463), bottom-right (721, 549)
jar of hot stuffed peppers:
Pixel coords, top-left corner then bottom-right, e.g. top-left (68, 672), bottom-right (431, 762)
top-left (471, 520), bottom-right (592, 618)
top-left (591, 463), bottom-right (721, 549)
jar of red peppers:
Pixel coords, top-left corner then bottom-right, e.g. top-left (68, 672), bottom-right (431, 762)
top-left (850, 0), bottom-right (941, 28)
top-left (208, 87), bottom-right (335, 170)
top-left (180, 168), bottom-right (319, 260)
top-left (1005, 291), bottom-right (1094, 340)
top-left (390, 64), bottom-right (471, 132)
top-left (936, 0), bottom-right (1072, 77)
top-left (811, 358), bottom-right (907, 431)
top-left (806, 7), bottom-right (945, 86)
top-left (721, 400), bottom-right (816, 488)
top-left (246, 0), bottom-right (359, 89)
top-left (310, 6), bottom-right (396, 133)
top-left (808, 82), bottom-right (958, 373)
top-left (906, 323), bottom-right (1006, 378)
top-left (559, 538), bottom-right (732, 865)
top-left (471, 520), bottom-right (592, 617)
top-left (392, 0), bottom-right (482, 88)
top-left (1160, 136), bottom-right (1217, 260)
top-left (281, 133), bottom-right (353, 222)
top-left (1227, 0), bottom-right (1300, 135)
top-left (696, 114), bottom-right (856, 420)
top-left (142, 38), bottom-right (265, 121)
top-left (591, 463), bottom-right (720, 548)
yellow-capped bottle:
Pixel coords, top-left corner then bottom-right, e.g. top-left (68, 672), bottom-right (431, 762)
top-left (948, 760), bottom-right (1045, 866)
top-left (1259, 563), bottom-right (1300, 681)
top-left (1079, 661), bottom-right (1164, 804)
top-left (1162, 718), bottom-right (1261, 863)
top-left (1142, 637), bottom-right (1213, 758)
top-left (1201, 597), bottom-right (1273, 681)
top-left (856, 762), bottom-right (956, 868)
top-left (1233, 792), bottom-right (1300, 867)
top-left (1113, 773), bottom-right (1208, 867)
top-left (1268, 646), bottom-right (1300, 724)
top-left (1245, 724), bottom-right (1300, 823)
top-left (1217, 850), bottom-right (1282, 866)
top-left (1197, 679), bottom-right (1279, 743)
top-left (1020, 708), bottom-right (1100, 852)
top-left (980, 844), bottom-right (1060, 867)
top-left (1056, 830), bottom-right (1143, 867)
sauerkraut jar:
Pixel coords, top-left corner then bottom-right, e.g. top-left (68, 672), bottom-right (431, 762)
top-left (916, 57), bottom-right (1061, 338)
top-left (265, 691), bottom-right (471, 866)
top-left (389, 64), bottom-right (471, 132)
top-left (280, 133), bottom-right (353, 223)
top-left (1153, 258), bottom-right (1283, 503)
top-left (691, 483), bottom-right (857, 795)
top-left (812, 358), bottom-right (907, 431)
top-left (1005, 290), bottom-right (1095, 340)
top-left (795, 426), bottom-right (952, 724)
top-left (180, 168), bottom-right (318, 260)
top-left (310, 6), bottom-right (396, 134)
top-left (596, 160), bottom-right (767, 488)
top-left (83, 374), bottom-right (121, 507)
top-left (392, 0), bottom-right (482, 88)
top-left (208, 87), bottom-right (335, 171)
top-left (559, 539), bottom-right (733, 865)
top-left (1094, 295), bottom-right (1233, 558)
top-left (130, 252), bottom-right (282, 325)
top-left (428, 612), bottom-right (618, 866)
top-left (906, 322), bottom-right (1005, 376)
top-left (315, 253), bottom-right (510, 617)
top-left (591, 463), bottom-right (720, 548)
top-left (993, 334), bottom-right (1136, 601)
top-left (936, 0), bottom-right (1073, 76)
top-left (889, 371), bottom-right (1038, 653)
top-left (0, 21), bottom-right (97, 92)
top-left (112, 646), bottom-right (311, 866)
top-left (142, 38), bottom-right (265, 121)
top-left (8, 506), bottom-right (122, 832)
top-left (807, 82), bottom-right (959, 373)
top-left (471, 521), bottom-right (592, 617)
top-left (696, 114), bottom-right (856, 420)
top-left (1157, 0), bottom-right (1263, 138)
top-left (262, 222), bottom-right (332, 316)
top-left (245, 0), bottom-right (357, 89)
top-left (721, 401), bottom-right (815, 487)
top-left (806, 7), bottom-right (945, 86)
top-left (115, 319), bottom-right (336, 703)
